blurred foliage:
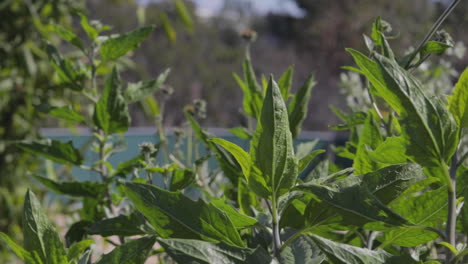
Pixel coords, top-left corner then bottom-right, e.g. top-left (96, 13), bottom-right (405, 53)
top-left (0, 0), bottom-right (84, 260)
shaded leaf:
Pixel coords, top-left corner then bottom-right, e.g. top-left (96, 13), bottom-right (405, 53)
top-left (278, 66), bottom-right (294, 101)
top-left (48, 106), bottom-right (85, 123)
top-left (93, 67), bottom-right (131, 134)
top-left (170, 168), bottom-right (196, 191)
top-left (34, 176), bottom-right (106, 198)
top-left (124, 182), bottom-right (244, 247)
top-left (229, 127), bottom-right (252, 140)
top-left (280, 235), bottom-right (325, 264)
top-left (67, 240), bottom-right (94, 262)
top-left (87, 213), bottom-right (149, 237)
top-left (368, 137), bottom-right (408, 165)
top-left (353, 114), bottom-right (383, 175)
top-left (17, 139), bottom-right (83, 165)
top-left (46, 43), bottom-right (84, 91)
top-left (100, 26), bottom-right (155, 60)
top-left (288, 74), bottom-right (316, 138)
top-left (158, 238), bottom-right (271, 264)
top-left (23, 190), bottom-right (67, 264)
top-left (95, 236), bottom-right (156, 264)
top-left (52, 23), bottom-right (84, 51)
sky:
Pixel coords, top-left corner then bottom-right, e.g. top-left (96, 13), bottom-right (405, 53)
top-left (194, 0), bottom-right (305, 17)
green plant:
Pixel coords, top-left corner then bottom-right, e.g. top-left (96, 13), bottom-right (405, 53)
top-left (1, 1), bottom-right (467, 264)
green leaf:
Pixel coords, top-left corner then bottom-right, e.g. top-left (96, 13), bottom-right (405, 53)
top-left (347, 49), bottom-right (458, 168)
top-left (112, 154), bottom-right (144, 177)
top-left (237, 58), bottom-right (263, 119)
top-left (210, 138), bottom-right (251, 180)
top-left (420, 41), bottom-right (452, 57)
top-left (93, 67), bottom-right (131, 134)
top-left (87, 213), bottom-right (149, 237)
top-left (374, 187), bottom-right (447, 247)
top-left (160, 13), bottom-right (176, 43)
top-left (251, 77), bottom-right (298, 197)
top-left (280, 235), bottom-right (325, 264)
top-left (175, 0), bottom-right (194, 32)
top-left (158, 238), bottom-right (271, 264)
top-left (329, 108), bottom-right (367, 130)
top-left (100, 26), bottom-right (154, 61)
top-left (34, 176), bottom-right (106, 198)
top-left (17, 139), bottom-right (83, 165)
top-left (80, 14), bottom-right (99, 41)
top-left (185, 112), bottom-right (243, 184)
top-left (47, 106), bottom-right (85, 123)
top-left (210, 199), bottom-right (257, 229)
top-left (23, 190), bottom-right (68, 264)
top-left (0, 232), bottom-right (38, 263)
top-left (65, 221), bottom-right (92, 246)
top-left (368, 137), bottom-right (408, 165)
top-left (67, 240), bottom-right (94, 262)
top-left (448, 67), bottom-right (468, 128)
top-left (229, 127), bottom-right (252, 140)
top-left (95, 236), bottom-right (156, 264)
top-left (124, 69), bottom-right (170, 103)
top-left (237, 179), bottom-right (259, 217)
top-left (124, 182), bottom-right (245, 247)
top-left (353, 114), bottom-right (383, 175)
top-left (278, 66), bottom-right (294, 101)
top-left (309, 234), bottom-right (413, 264)
top-left (288, 74), bottom-right (316, 138)
top-left (46, 43), bottom-right (84, 91)
top-left (52, 23), bottom-right (84, 51)
top-left (170, 168), bottom-right (196, 191)
top-left (298, 149), bottom-right (325, 173)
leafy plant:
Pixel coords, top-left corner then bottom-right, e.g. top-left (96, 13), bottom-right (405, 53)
top-left (1, 1), bottom-right (467, 264)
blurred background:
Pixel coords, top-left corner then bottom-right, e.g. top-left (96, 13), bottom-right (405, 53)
top-left (1, 0), bottom-right (468, 261)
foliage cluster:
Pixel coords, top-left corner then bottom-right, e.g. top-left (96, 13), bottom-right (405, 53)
top-left (1, 1), bottom-right (467, 264)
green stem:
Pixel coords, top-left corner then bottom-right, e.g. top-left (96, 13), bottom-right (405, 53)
top-left (404, 0), bottom-right (461, 69)
top-left (444, 159), bottom-right (457, 264)
top-left (271, 196), bottom-right (281, 260)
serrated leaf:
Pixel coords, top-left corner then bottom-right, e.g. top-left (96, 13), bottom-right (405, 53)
top-left (95, 236), bottom-right (156, 264)
top-left (124, 182), bottom-right (244, 247)
top-left (278, 66), bottom-right (294, 101)
top-left (448, 67), bottom-right (468, 128)
top-left (347, 49), bottom-right (458, 168)
top-left (46, 44), bottom-right (84, 91)
top-left (353, 114), bottom-right (383, 175)
top-left (0, 232), bottom-right (38, 263)
top-left (288, 74), bottom-right (315, 138)
top-left (280, 235), bottom-right (325, 264)
top-left (329, 108), bottom-right (367, 130)
top-left (368, 137), bottom-right (408, 165)
top-left (124, 69), bottom-right (170, 103)
top-left (211, 199), bottom-right (257, 229)
top-left (87, 213), bottom-right (148, 237)
top-left (17, 139), bottom-right (83, 165)
top-left (374, 187), bottom-right (447, 247)
top-left (112, 154), bottom-right (144, 177)
top-left (23, 190), bottom-right (67, 264)
top-left (251, 77), bottom-right (298, 198)
top-left (100, 26), bottom-right (155, 60)
top-left (67, 240), bottom-right (94, 262)
top-left (34, 176), bottom-right (106, 198)
top-left (93, 67), bottom-right (131, 134)
top-left (158, 238), bottom-right (271, 264)
top-left (309, 234), bottom-right (414, 264)
top-left (238, 58), bottom-right (263, 119)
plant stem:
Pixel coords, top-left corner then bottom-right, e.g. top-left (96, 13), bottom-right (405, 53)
top-left (444, 158), bottom-right (457, 263)
top-left (404, 0), bottom-right (461, 69)
top-left (271, 196), bottom-right (281, 260)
